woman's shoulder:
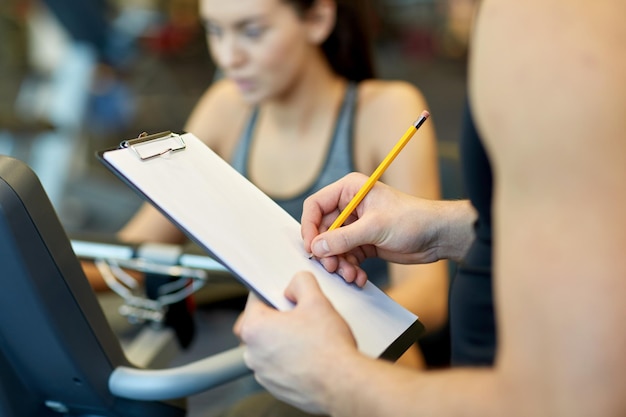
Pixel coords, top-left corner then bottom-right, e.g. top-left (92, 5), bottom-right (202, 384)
top-left (354, 79), bottom-right (429, 135)
top-left (356, 79), bottom-right (427, 113)
top-left (189, 79), bottom-right (250, 124)
top-left (185, 79), bottom-right (252, 154)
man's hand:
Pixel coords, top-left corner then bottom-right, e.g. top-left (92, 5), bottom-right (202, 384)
top-left (236, 272), bottom-right (358, 414)
top-left (302, 173), bottom-right (470, 276)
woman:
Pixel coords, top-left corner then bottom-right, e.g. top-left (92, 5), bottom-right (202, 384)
top-left (93, 0), bottom-right (448, 369)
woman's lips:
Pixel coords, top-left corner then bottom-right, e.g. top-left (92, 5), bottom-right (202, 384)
top-left (233, 78), bottom-right (255, 92)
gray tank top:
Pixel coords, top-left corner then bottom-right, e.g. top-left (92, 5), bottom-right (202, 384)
top-left (230, 82), bottom-right (389, 287)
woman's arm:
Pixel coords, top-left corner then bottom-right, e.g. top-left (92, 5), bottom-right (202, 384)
top-left (354, 81), bottom-right (468, 335)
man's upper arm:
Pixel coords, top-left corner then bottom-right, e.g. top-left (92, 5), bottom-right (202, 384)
top-left (471, 0), bottom-right (626, 413)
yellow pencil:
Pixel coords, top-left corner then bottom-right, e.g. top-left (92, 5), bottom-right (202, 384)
top-left (328, 110), bottom-right (430, 231)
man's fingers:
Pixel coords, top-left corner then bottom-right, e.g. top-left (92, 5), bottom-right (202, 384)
top-left (237, 292), bottom-right (276, 342)
top-left (284, 272), bottom-right (323, 305)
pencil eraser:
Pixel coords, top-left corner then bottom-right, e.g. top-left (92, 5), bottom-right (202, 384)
top-left (421, 110), bottom-right (430, 119)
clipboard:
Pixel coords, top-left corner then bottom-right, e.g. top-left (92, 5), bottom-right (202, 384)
top-left (98, 131), bottom-right (424, 360)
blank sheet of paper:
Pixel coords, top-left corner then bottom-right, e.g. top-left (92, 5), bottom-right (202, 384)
top-left (100, 133), bottom-right (423, 360)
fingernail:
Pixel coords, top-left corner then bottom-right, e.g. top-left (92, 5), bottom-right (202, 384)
top-left (312, 239), bottom-right (330, 256)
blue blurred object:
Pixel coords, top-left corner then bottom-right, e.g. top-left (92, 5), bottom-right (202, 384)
top-left (87, 68), bottom-right (135, 135)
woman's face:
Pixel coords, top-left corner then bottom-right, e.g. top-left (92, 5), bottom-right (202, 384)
top-left (200, 0), bottom-right (314, 103)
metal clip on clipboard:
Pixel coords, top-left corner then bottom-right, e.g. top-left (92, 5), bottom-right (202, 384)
top-left (121, 131), bottom-right (186, 161)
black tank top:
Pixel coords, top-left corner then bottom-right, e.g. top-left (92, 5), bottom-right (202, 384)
top-left (449, 100), bottom-right (497, 366)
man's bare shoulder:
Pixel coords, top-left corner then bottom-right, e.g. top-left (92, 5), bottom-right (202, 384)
top-left (473, 0), bottom-right (626, 161)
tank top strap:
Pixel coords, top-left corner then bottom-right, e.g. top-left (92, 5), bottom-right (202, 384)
top-left (230, 107), bottom-right (259, 176)
top-left (314, 81), bottom-right (358, 189)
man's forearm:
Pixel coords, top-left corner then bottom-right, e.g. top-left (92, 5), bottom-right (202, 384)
top-left (325, 354), bottom-right (501, 417)
top-left (433, 199), bottom-right (476, 263)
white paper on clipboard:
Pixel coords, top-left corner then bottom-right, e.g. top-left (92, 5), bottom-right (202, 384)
top-left (99, 132), bottom-right (424, 360)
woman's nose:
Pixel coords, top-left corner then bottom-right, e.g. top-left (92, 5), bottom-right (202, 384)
top-left (214, 35), bottom-right (245, 70)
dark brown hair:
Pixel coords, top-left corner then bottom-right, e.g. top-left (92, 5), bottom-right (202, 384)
top-left (286, 0), bottom-right (376, 81)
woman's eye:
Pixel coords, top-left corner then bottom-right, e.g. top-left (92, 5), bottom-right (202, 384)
top-left (243, 26), bottom-right (265, 39)
top-left (205, 23), bottom-right (222, 37)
